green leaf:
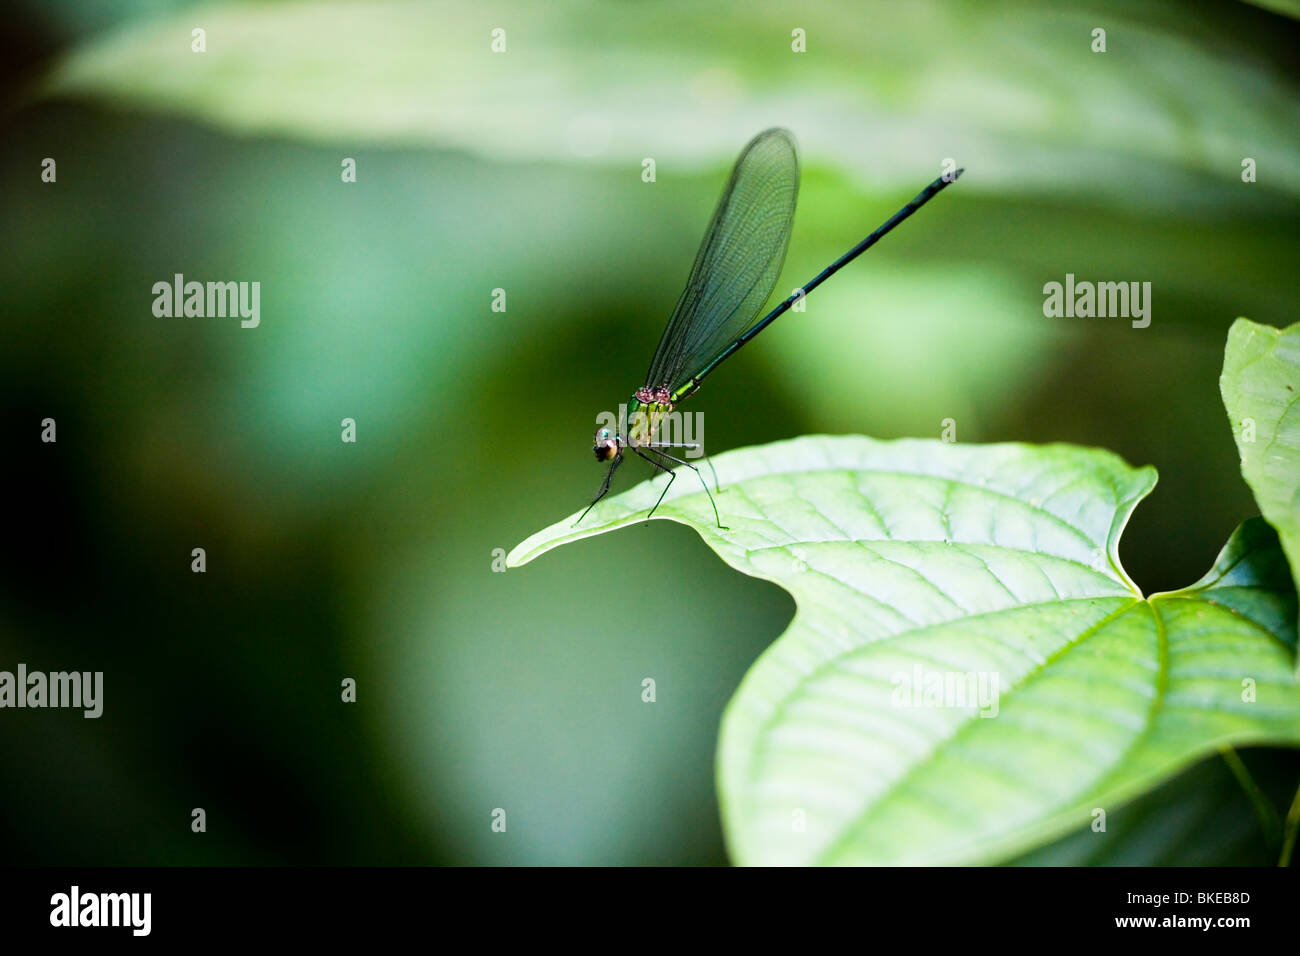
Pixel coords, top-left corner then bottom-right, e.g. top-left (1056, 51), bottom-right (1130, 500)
top-left (1241, 0), bottom-right (1300, 21)
top-left (1221, 318), bottom-right (1300, 656)
top-left (509, 435), bottom-right (1300, 865)
top-left (39, 0), bottom-right (1300, 207)
top-left (1007, 747), bottom-right (1300, 866)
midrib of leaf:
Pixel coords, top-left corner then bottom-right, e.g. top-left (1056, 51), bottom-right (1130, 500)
top-left (1078, 601), bottom-right (1170, 814)
top-left (1068, 592), bottom-right (1297, 832)
top-left (751, 598), bottom-right (1139, 778)
top-left (802, 588), bottom-right (1298, 866)
top-left (805, 597), bottom-right (1145, 864)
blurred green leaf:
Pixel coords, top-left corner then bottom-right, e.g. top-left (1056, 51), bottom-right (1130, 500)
top-left (41, 0), bottom-right (1300, 207)
top-left (1221, 318), bottom-right (1300, 661)
top-left (1008, 747), bottom-right (1300, 865)
top-left (509, 435), bottom-right (1300, 864)
top-left (1242, 1), bottom-right (1300, 20)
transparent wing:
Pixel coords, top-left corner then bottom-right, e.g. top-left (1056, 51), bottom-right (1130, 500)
top-left (645, 128), bottom-right (799, 394)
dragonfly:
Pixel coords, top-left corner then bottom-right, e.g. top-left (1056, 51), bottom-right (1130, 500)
top-left (578, 127), bottom-right (962, 529)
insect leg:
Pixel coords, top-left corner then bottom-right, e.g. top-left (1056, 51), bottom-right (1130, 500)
top-left (643, 447), bottom-right (727, 530)
top-left (645, 441), bottom-right (721, 493)
top-left (634, 447), bottom-right (677, 520)
top-left (573, 454), bottom-right (624, 528)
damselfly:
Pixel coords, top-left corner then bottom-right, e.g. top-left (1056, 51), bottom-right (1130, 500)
top-left (579, 128), bottom-right (962, 529)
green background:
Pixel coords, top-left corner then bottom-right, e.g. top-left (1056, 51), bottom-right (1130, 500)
top-left (2, 0), bottom-right (1298, 864)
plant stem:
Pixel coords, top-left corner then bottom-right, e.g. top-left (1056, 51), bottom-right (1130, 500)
top-left (1219, 746), bottom-right (1280, 850)
top-left (1279, 777), bottom-right (1300, 867)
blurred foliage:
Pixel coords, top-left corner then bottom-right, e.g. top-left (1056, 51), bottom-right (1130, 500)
top-left (1010, 746), bottom-right (1300, 865)
top-left (38, 0), bottom-right (1300, 207)
top-left (1242, 0), bottom-right (1300, 19)
top-left (2, 0), bottom-right (1299, 864)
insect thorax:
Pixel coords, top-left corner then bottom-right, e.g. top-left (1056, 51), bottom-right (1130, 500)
top-left (628, 386), bottom-right (674, 446)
